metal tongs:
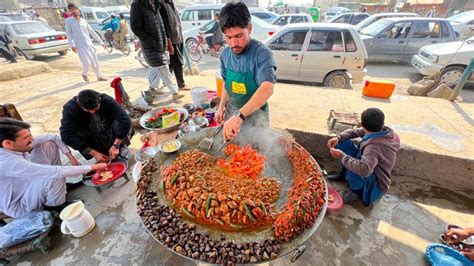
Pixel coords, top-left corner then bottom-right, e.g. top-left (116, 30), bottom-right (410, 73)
top-left (218, 139), bottom-right (231, 152)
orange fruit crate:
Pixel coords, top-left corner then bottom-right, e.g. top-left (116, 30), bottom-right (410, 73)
top-left (362, 79), bottom-right (396, 98)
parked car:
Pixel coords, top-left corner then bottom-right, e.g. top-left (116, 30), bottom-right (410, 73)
top-left (355, 12), bottom-right (419, 31)
top-left (183, 15), bottom-right (278, 50)
top-left (0, 21), bottom-right (69, 57)
top-left (80, 6), bottom-right (111, 40)
top-left (180, 4), bottom-right (224, 31)
top-left (337, 2), bottom-right (360, 12)
top-left (250, 10), bottom-right (279, 24)
top-left (324, 7), bottom-right (349, 22)
top-left (328, 12), bottom-right (370, 25)
top-left (360, 18), bottom-right (457, 62)
top-left (411, 37), bottom-right (474, 87)
top-left (0, 13), bottom-right (29, 22)
top-left (273, 14), bottom-right (313, 26)
top-left (80, 6), bottom-right (110, 25)
top-left (104, 6), bottom-right (129, 16)
top-left (447, 10), bottom-right (474, 40)
top-left (264, 23), bottom-right (368, 89)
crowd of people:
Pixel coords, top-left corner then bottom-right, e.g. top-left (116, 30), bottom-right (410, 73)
top-left (0, 0), bottom-right (401, 220)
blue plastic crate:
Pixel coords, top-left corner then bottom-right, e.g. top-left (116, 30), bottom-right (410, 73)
top-left (426, 243), bottom-right (473, 266)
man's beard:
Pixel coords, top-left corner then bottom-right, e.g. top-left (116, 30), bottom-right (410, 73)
top-left (232, 46), bottom-right (243, 54)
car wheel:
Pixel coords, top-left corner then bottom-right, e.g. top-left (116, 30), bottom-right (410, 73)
top-left (323, 71), bottom-right (353, 89)
top-left (440, 66), bottom-right (465, 87)
top-left (58, 50), bottom-right (68, 56)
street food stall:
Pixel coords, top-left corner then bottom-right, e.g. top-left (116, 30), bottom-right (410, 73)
top-left (133, 121), bottom-right (328, 264)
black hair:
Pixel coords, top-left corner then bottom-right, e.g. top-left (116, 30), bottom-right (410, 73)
top-left (111, 14), bottom-right (116, 19)
top-left (77, 89), bottom-right (101, 110)
top-left (119, 13), bottom-right (124, 19)
top-left (0, 118), bottom-right (31, 147)
top-left (218, 2), bottom-right (251, 32)
top-left (67, 3), bottom-right (77, 10)
top-left (361, 108), bottom-right (385, 132)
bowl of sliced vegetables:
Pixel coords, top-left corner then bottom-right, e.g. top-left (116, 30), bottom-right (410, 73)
top-left (159, 139), bottom-right (181, 153)
top-left (139, 107), bottom-right (189, 133)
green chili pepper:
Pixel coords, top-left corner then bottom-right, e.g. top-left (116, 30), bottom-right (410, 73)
top-left (198, 176), bottom-right (205, 181)
top-left (260, 203), bottom-right (268, 216)
top-left (242, 202), bottom-right (256, 222)
top-left (205, 193), bottom-right (213, 218)
top-left (170, 171), bottom-right (180, 186)
top-left (230, 223), bottom-right (247, 229)
top-left (213, 218), bottom-right (224, 226)
top-left (160, 180), bottom-right (166, 194)
top-left (180, 207), bottom-right (195, 218)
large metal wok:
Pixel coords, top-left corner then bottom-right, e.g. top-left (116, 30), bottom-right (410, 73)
top-left (137, 126), bottom-right (328, 263)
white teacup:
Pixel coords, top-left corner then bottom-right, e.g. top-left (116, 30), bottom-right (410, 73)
top-left (59, 201), bottom-right (95, 237)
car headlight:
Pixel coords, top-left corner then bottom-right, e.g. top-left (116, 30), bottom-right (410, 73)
top-left (428, 54), bottom-right (439, 63)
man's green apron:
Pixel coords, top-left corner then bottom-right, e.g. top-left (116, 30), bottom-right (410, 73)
top-left (224, 64), bottom-right (270, 127)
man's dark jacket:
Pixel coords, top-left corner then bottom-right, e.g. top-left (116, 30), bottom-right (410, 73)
top-left (130, 0), bottom-right (168, 67)
top-left (159, 0), bottom-right (183, 45)
top-left (60, 94), bottom-right (131, 155)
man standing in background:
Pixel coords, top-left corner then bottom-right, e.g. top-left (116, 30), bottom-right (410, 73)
top-left (65, 3), bottom-right (107, 82)
top-left (160, 0), bottom-right (190, 91)
top-left (130, 0), bottom-right (184, 101)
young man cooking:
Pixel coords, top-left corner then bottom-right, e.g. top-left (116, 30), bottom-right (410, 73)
top-left (60, 89), bottom-right (132, 162)
top-left (215, 2), bottom-right (277, 141)
top-left (327, 108), bottom-right (400, 206)
top-left (0, 118), bottom-right (106, 218)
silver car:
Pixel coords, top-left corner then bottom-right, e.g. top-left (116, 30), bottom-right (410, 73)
top-left (0, 21), bottom-right (69, 57)
top-left (264, 23), bottom-right (368, 89)
top-left (360, 17), bottom-right (457, 63)
top-left (355, 12), bottom-right (419, 31)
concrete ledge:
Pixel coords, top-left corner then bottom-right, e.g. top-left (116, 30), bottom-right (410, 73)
top-left (0, 60), bottom-right (51, 81)
top-left (285, 128), bottom-right (474, 193)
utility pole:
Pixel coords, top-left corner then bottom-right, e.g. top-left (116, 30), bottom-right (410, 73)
top-left (449, 58), bottom-right (474, 101)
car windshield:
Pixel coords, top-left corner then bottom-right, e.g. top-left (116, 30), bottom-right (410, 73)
top-left (96, 11), bottom-right (110, 20)
top-left (448, 11), bottom-right (474, 23)
top-left (360, 19), bottom-right (391, 36)
top-left (273, 16), bottom-right (289, 26)
top-left (355, 16), bottom-right (375, 30)
top-left (12, 22), bottom-right (53, 35)
top-left (199, 20), bottom-right (215, 31)
top-left (251, 15), bottom-right (270, 27)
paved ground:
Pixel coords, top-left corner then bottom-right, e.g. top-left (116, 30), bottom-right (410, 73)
top-left (2, 48), bottom-right (474, 265)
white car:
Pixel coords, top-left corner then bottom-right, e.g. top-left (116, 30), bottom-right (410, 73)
top-left (104, 6), bottom-right (129, 16)
top-left (80, 6), bottom-right (111, 40)
top-left (0, 21), bottom-right (69, 57)
top-left (183, 15), bottom-right (279, 50)
top-left (273, 14), bottom-right (313, 26)
top-left (250, 10), bottom-right (279, 24)
top-left (447, 10), bottom-right (474, 40)
top-left (265, 23), bottom-right (368, 89)
top-left (324, 7), bottom-right (349, 22)
top-left (355, 12), bottom-right (419, 31)
top-left (411, 37), bottom-right (474, 87)
top-left (180, 4), bottom-right (224, 31)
